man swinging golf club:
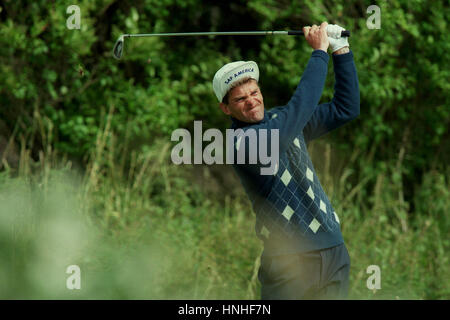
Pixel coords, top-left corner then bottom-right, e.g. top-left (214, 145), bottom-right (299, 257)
top-left (212, 22), bottom-right (360, 300)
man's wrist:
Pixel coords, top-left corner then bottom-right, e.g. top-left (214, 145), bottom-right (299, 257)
top-left (333, 46), bottom-right (350, 55)
top-left (313, 48), bottom-right (328, 54)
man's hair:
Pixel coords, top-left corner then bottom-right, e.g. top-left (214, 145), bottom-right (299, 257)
top-left (221, 77), bottom-right (258, 104)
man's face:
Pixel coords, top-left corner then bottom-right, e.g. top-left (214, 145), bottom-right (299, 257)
top-left (219, 80), bottom-right (265, 123)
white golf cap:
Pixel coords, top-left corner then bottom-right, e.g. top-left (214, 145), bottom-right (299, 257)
top-left (212, 61), bottom-right (259, 102)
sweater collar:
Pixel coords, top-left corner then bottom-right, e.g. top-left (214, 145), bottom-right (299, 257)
top-left (230, 110), bottom-right (269, 129)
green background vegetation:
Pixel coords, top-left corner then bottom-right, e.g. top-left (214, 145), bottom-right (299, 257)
top-left (0, 0), bottom-right (448, 299)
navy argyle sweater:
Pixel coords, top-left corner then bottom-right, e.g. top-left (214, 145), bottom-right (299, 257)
top-left (231, 50), bottom-right (360, 256)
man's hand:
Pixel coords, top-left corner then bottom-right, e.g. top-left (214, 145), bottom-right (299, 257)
top-left (303, 22), bottom-right (329, 53)
top-left (327, 24), bottom-right (349, 54)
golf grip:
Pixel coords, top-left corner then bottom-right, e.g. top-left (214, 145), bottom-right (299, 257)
top-left (288, 30), bottom-right (350, 37)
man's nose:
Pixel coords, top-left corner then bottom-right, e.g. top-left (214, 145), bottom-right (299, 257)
top-left (246, 96), bottom-right (257, 106)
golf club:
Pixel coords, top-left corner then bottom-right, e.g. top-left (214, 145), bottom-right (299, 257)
top-left (112, 29), bottom-right (351, 60)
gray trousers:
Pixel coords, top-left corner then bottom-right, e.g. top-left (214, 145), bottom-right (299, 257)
top-left (258, 243), bottom-right (351, 300)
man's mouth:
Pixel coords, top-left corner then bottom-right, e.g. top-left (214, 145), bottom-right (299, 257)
top-left (248, 104), bottom-right (261, 112)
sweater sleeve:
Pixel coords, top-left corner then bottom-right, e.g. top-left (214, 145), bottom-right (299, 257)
top-left (231, 50), bottom-right (329, 179)
top-left (254, 49), bottom-right (330, 154)
top-left (303, 50), bottom-right (360, 142)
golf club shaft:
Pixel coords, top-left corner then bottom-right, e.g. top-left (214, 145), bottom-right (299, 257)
top-left (112, 29), bottom-right (351, 59)
top-left (122, 30), bottom-right (350, 38)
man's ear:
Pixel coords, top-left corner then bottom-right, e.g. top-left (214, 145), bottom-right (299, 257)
top-left (219, 102), bottom-right (231, 115)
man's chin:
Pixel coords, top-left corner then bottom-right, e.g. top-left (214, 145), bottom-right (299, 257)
top-left (252, 115), bottom-right (264, 123)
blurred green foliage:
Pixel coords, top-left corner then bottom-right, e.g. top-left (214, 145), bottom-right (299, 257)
top-left (0, 0), bottom-right (449, 299)
top-left (1, 0), bottom-right (448, 153)
top-left (1, 0), bottom-right (449, 206)
top-left (0, 135), bottom-right (448, 299)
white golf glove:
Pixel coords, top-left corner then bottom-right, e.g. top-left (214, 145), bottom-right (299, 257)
top-left (327, 24), bottom-right (349, 52)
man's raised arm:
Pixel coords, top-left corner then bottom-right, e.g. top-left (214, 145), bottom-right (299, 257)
top-left (257, 22), bottom-right (331, 154)
top-left (303, 25), bottom-right (360, 142)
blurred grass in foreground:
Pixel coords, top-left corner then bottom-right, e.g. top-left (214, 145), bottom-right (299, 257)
top-left (0, 111), bottom-right (448, 299)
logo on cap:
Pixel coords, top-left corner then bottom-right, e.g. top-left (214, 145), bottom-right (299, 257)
top-left (225, 68), bottom-right (255, 85)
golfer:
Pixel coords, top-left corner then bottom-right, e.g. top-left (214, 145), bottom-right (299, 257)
top-left (212, 22), bottom-right (360, 299)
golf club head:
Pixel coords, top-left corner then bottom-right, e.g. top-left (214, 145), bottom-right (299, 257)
top-left (113, 35), bottom-right (124, 59)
